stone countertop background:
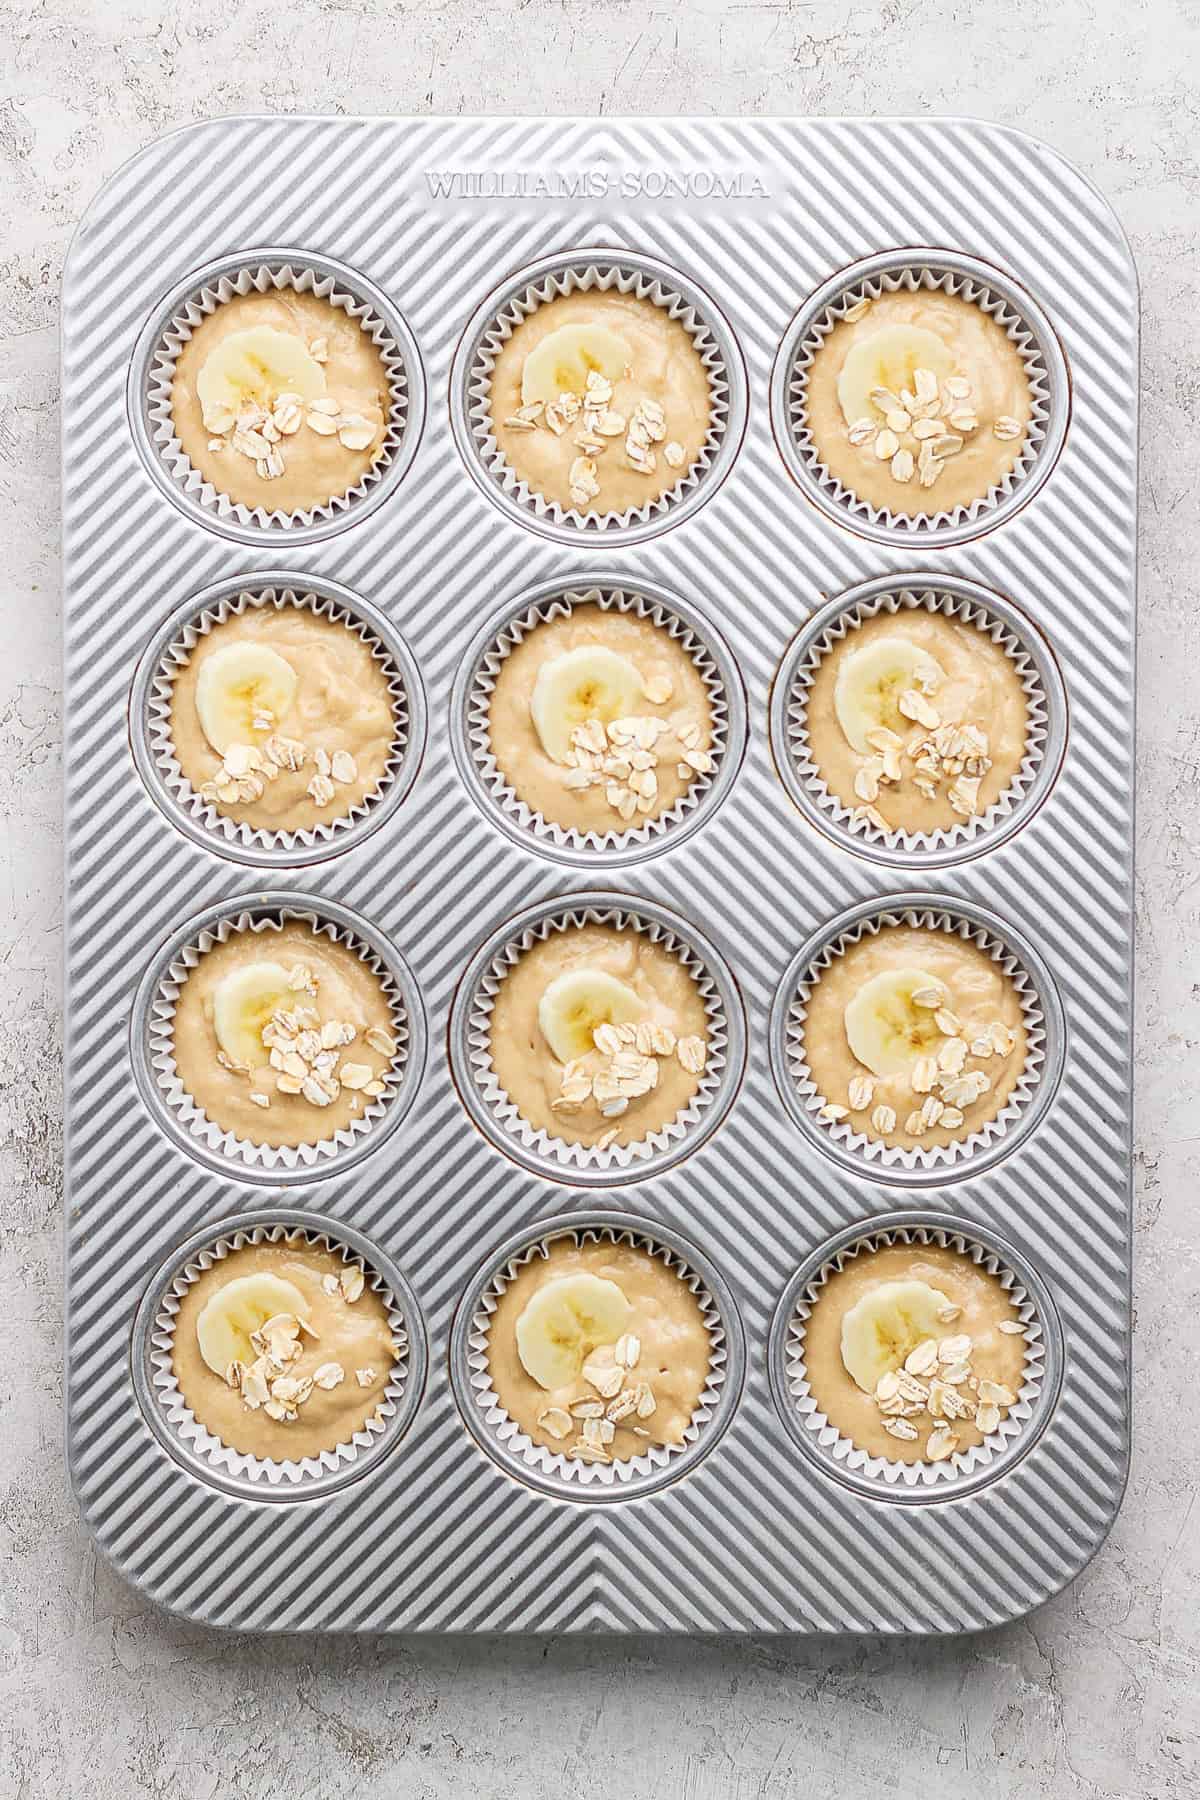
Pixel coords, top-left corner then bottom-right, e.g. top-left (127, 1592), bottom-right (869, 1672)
top-left (1, 1), bottom-right (1195, 1794)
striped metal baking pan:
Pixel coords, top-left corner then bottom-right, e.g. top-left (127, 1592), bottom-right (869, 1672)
top-left (62, 116), bottom-right (1136, 1632)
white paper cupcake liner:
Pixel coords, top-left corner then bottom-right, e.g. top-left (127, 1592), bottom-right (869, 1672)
top-left (146, 1221), bottom-right (412, 1492)
top-left (145, 904), bottom-right (414, 1175)
top-left (459, 580), bottom-right (740, 858)
top-left (782, 256), bottom-right (1058, 539)
top-left (142, 258), bottom-right (413, 533)
top-left (462, 255), bottom-right (736, 535)
top-left (782, 1222), bottom-right (1047, 1492)
top-left (145, 582), bottom-right (413, 857)
top-left (459, 899), bottom-right (736, 1178)
top-left (781, 905), bottom-right (1049, 1175)
top-left (464, 1223), bottom-right (729, 1493)
top-left (781, 583), bottom-right (1056, 857)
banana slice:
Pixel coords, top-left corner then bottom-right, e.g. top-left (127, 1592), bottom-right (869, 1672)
top-left (530, 646), bottom-right (645, 764)
top-left (520, 323), bottom-right (631, 407)
top-left (195, 642), bottom-right (299, 755)
top-left (836, 324), bottom-right (957, 427)
top-left (840, 1279), bottom-right (952, 1391)
top-left (197, 327), bottom-right (327, 430)
top-left (515, 1272), bottom-right (632, 1389)
top-left (211, 960), bottom-right (293, 1070)
top-left (195, 1271), bottom-right (311, 1376)
top-left (833, 635), bottom-right (946, 752)
top-left (843, 967), bottom-right (947, 1077)
top-left (537, 968), bottom-right (644, 1064)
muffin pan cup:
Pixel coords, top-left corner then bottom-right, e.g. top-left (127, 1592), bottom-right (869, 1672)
top-left (767, 1213), bottom-right (1062, 1504)
top-left (769, 894), bottom-right (1067, 1185)
top-left (448, 891), bottom-right (747, 1186)
top-left (131, 1211), bottom-right (428, 1503)
top-left (449, 246), bottom-right (748, 545)
top-left (770, 247), bottom-right (1070, 547)
top-left (450, 1214), bottom-right (744, 1503)
top-left (770, 574), bottom-right (1068, 868)
top-left (129, 248), bottom-right (426, 545)
top-left (449, 572), bottom-right (747, 865)
top-left (130, 571), bottom-right (427, 867)
top-left (130, 893), bottom-right (427, 1184)
top-left (65, 117), bottom-right (1135, 1635)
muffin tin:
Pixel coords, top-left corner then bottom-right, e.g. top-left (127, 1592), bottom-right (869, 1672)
top-left (64, 117), bottom-right (1136, 1634)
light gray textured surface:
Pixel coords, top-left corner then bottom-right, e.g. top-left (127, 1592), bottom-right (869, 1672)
top-left (0, 0), bottom-right (1192, 1792)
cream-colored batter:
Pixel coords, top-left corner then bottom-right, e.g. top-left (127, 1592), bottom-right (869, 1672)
top-left (169, 604), bottom-right (398, 832)
top-left (804, 609), bottom-right (1030, 835)
top-left (805, 290), bottom-right (1032, 515)
top-left (488, 1237), bottom-right (711, 1460)
top-left (802, 923), bottom-right (1027, 1152)
top-left (171, 290), bottom-right (391, 513)
top-left (487, 923), bottom-right (709, 1149)
top-left (172, 920), bottom-right (397, 1149)
top-left (489, 291), bottom-right (712, 513)
top-left (173, 1238), bottom-right (397, 1461)
top-left (487, 604), bottom-right (714, 832)
top-left (802, 1241), bottom-right (1027, 1464)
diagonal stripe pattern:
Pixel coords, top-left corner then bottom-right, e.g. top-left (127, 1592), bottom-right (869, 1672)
top-left (63, 116), bottom-right (1136, 1634)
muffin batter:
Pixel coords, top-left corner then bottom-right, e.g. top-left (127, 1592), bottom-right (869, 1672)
top-left (169, 602), bottom-right (398, 833)
top-left (172, 1237), bottom-right (397, 1461)
top-left (171, 920), bottom-right (398, 1148)
top-left (487, 603), bottom-right (714, 833)
top-left (489, 290), bottom-right (712, 513)
top-left (487, 922), bottom-right (709, 1149)
top-left (804, 289), bottom-right (1032, 515)
top-left (802, 1240), bottom-right (1028, 1465)
top-left (801, 922), bottom-right (1027, 1152)
top-left (171, 289), bottom-right (391, 513)
top-left (488, 1236), bottom-right (712, 1462)
top-left (803, 607), bottom-right (1030, 835)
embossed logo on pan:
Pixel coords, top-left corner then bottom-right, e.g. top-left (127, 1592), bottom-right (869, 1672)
top-left (424, 168), bottom-right (770, 201)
